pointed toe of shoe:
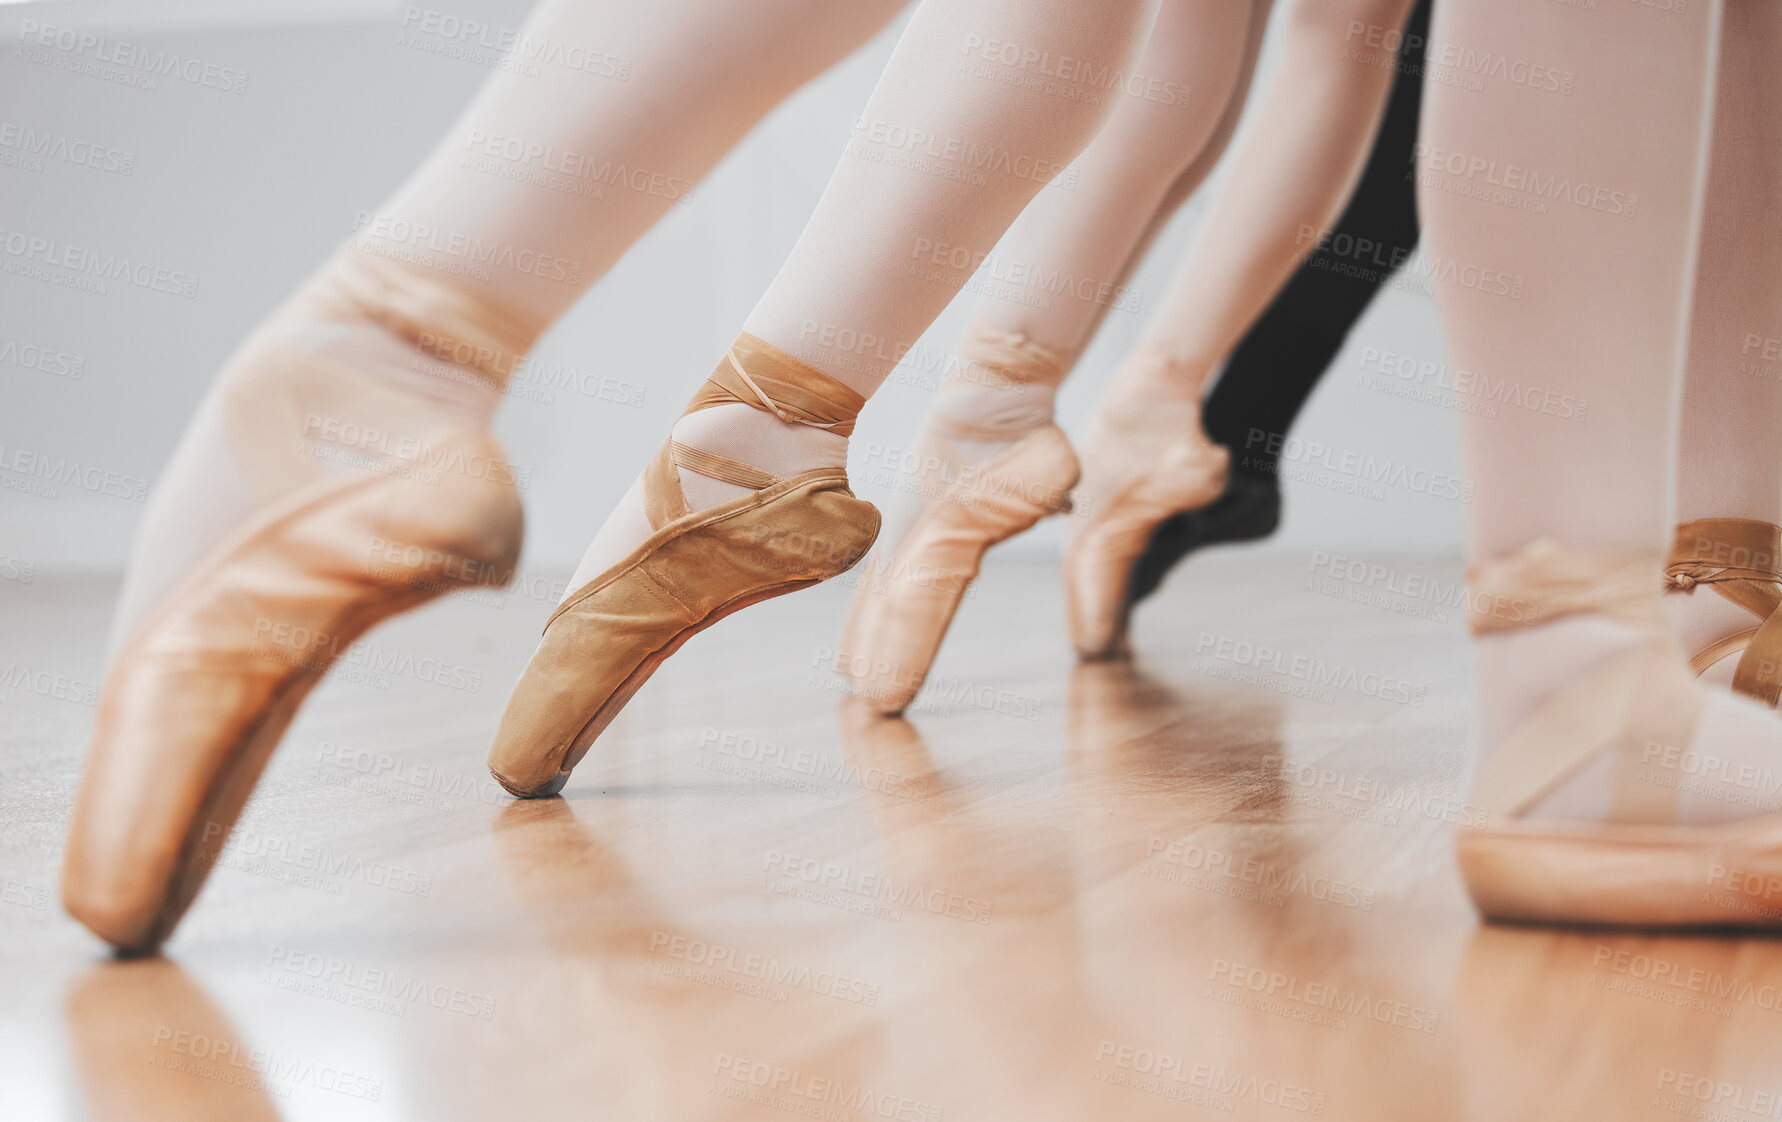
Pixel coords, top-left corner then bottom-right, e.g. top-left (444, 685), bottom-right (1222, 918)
top-left (490, 471), bottom-right (882, 795)
top-left (62, 865), bottom-right (173, 955)
top-left (486, 618), bottom-right (624, 798)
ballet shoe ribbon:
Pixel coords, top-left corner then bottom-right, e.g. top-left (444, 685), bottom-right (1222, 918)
top-left (1467, 538), bottom-right (1666, 638)
top-left (1666, 518), bottom-right (1782, 705)
top-left (683, 333), bottom-right (864, 437)
top-left (643, 334), bottom-right (864, 530)
top-left (1467, 538), bottom-right (1691, 824)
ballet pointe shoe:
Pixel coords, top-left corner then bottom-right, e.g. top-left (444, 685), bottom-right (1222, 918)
top-left (1665, 518), bottom-right (1782, 704)
top-left (838, 421), bottom-right (1077, 716)
top-left (62, 428), bottom-right (523, 952)
top-left (63, 247), bottom-right (534, 953)
top-left (1064, 431), bottom-right (1228, 661)
top-left (488, 335), bottom-right (880, 798)
top-left (1455, 539), bottom-right (1782, 928)
top-left (1124, 472), bottom-right (1282, 611)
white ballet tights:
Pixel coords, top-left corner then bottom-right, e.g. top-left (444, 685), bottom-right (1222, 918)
top-left (566, 0), bottom-right (1165, 590)
top-left (1424, 0), bottom-right (1782, 825)
top-left (112, 0), bottom-right (911, 651)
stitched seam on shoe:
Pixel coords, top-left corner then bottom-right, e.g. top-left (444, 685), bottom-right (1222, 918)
top-left (628, 564), bottom-right (701, 621)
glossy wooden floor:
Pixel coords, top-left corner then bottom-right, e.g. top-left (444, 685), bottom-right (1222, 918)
top-left (4, 556), bottom-right (1781, 1121)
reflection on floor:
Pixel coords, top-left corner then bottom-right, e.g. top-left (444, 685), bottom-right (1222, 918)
top-left (2, 558), bottom-right (1779, 1121)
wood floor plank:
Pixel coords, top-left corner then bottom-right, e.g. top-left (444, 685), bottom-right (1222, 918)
top-left (3, 557), bottom-right (1780, 1121)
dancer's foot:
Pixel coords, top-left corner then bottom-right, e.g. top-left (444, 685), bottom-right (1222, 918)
top-left (63, 248), bottom-right (535, 952)
top-left (488, 335), bottom-right (880, 797)
top-left (1459, 538), bottom-right (1782, 928)
top-left (838, 328), bottom-right (1076, 715)
top-left (1123, 470), bottom-right (1281, 609)
top-left (1065, 348), bottom-right (1227, 660)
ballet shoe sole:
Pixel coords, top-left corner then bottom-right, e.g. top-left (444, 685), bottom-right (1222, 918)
top-left (1457, 816), bottom-right (1782, 928)
top-left (492, 578), bottom-right (821, 798)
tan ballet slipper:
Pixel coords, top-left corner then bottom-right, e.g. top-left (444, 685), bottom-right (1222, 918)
top-left (1063, 427), bottom-right (1227, 661)
top-left (62, 248), bottom-right (536, 953)
top-left (487, 335), bottom-right (880, 797)
top-left (1456, 539), bottom-right (1782, 928)
top-left (837, 421), bottom-right (1077, 716)
top-left (63, 427), bottom-right (523, 952)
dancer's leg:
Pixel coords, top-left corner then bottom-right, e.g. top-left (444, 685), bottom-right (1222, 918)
top-left (1126, 0), bottom-right (1431, 609)
top-left (1066, 0), bottom-right (1417, 657)
top-left (834, 0), bottom-right (1261, 712)
top-left (1426, 0), bottom-right (1782, 895)
top-left (68, 0), bottom-right (912, 951)
top-left (1086, 0), bottom-right (1418, 417)
top-left (494, 0), bottom-right (1163, 792)
top-left (1428, 0), bottom-right (1782, 928)
top-left (563, 0), bottom-right (1163, 588)
top-left (1666, 0), bottom-right (1782, 694)
top-left (108, 0), bottom-right (909, 652)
